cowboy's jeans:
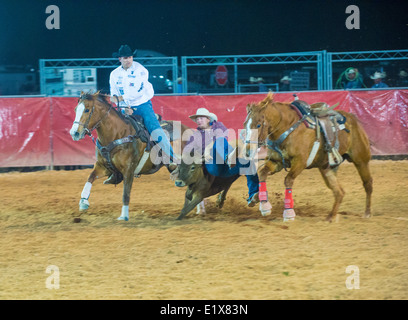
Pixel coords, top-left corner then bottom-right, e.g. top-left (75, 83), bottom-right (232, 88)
top-left (204, 137), bottom-right (259, 198)
top-left (130, 100), bottom-right (176, 163)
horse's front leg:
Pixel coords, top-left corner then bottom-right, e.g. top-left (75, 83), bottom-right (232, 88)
top-left (257, 160), bottom-right (279, 216)
top-left (79, 162), bottom-right (107, 212)
top-left (282, 159), bottom-right (305, 221)
top-left (117, 170), bottom-right (135, 221)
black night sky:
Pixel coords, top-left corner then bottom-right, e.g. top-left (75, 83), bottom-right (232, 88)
top-left (0, 0), bottom-right (407, 67)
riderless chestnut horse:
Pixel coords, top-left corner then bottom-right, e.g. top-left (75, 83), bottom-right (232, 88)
top-left (243, 93), bottom-right (373, 222)
top-left (70, 91), bottom-right (191, 221)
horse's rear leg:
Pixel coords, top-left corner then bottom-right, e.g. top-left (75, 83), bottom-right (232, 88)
top-left (117, 171), bottom-right (135, 221)
top-left (353, 161), bottom-right (373, 218)
top-left (319, 167), bottom-right (345, 222)
top-left (79, 163), bottom-right (106, 212)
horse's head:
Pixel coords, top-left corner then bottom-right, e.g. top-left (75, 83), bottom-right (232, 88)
top-left (243, 93), bottom-right (275, 158)
top-left (70, 91), bottom-right (110, 141)
top-left (174, 150), bottom-right (205, 187)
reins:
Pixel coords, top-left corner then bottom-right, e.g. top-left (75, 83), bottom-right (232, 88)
top-left (249, 102), bottom-right (305, 171)
top-left (79, 94), bottom-right (137, 176)
top-left (79, 95), bottom-right (121, 145)
top-left (245, 103), bottom-right (283, 148)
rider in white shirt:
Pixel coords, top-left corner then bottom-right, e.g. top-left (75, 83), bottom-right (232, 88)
top-left (109, 54), bottom-right (154, 107)
top-left (106, 45), bottom-right (177, 184)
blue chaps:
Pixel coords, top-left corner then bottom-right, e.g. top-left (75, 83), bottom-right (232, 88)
top-left (204, 137), bottom-right (259, 198)
top-left (130, 100), bottom-right (176, 161)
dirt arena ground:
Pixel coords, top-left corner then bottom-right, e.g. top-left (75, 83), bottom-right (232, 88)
top-left (0, 160), bottom-right (407, 300)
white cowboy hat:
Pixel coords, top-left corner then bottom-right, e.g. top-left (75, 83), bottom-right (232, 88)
top-left (189, 108), bottom-right (218, 122)
top-left (257, 77), bottom-right (264, 82)
top-left (249, 76), bottom-right (257, 83)
top-left (399, 70), bottom-right (408, 78)
top-left (347, 68), bottom-right (356, 74)
top-left (370, 71), bottom-right (386, 80)
top-left (280, 76), bottom-right (292, 82)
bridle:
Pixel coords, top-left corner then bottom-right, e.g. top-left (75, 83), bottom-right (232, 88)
top-left (73, 98), bottom-right (113, 136)
top-left (246, 103), bottom-right (306, 171)
top-left (244, 105), bottom-right (283, 148)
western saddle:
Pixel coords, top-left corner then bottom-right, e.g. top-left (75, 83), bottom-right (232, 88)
top-left (290, 95), bottom-right (347, 167)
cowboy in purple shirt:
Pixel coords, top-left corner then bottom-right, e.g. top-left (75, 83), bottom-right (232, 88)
top-left (183, 108), bottom-right (259, 207)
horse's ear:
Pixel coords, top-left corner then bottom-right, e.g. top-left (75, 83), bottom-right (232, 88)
top-left (265, 92), bottom-right (274, 102)
top-left (246, 104), bottom-right (252, 114)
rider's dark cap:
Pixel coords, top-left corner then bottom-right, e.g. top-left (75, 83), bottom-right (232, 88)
top-left (112, 45), bottom-right (137, 58)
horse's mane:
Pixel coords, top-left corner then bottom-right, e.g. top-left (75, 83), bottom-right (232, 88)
top-left (80, 91), bottom-right (110, 105)
top-left (79, 91), bottom-right (129, 122)
top-left (249, 92), bottom-right (275, 111)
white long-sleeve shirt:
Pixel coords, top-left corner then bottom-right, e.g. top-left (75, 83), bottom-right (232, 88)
top-left (109, 61), bottom-right (154, 107)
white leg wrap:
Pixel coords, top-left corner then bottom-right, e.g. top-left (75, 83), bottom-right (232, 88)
top-left (196, 200), bottom-right (206, 215)
top-left (283, 208), bottom-right (296, 222)
top-left (259, 201), bottom-right (272, 216)
top-left (81, 182), bottom-right (92, 199)
top-left (79, 198), bottom-right (89, 211)
top-left (118, 205), bottom-right (129, 221)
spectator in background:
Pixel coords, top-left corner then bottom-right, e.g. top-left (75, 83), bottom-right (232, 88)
top-left (396, 70), bottom-right (408, 87)
top-left (177, 77), bottom-right (183, 93)
top-left (256, 77), bottom-right (267, 92)
top-left (279, 76), bottom-right (292, 91)
top-left (249, 77), bottom-right (257, 92)
top-left (249, 77), bottom-right (267, 92)
top-left (335, 67), bottom-right (365, 89)
top-left (370, 71), bottom-right (388, 89)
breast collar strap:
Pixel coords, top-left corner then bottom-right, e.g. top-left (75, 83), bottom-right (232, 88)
top-left (266, 115), bottom-right (307, 171)
top-left (95, 135), bottom-right (136, 173)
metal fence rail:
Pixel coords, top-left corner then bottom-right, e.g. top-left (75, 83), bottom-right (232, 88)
top-left (181, 51), bottom-right (325, 93)
top-left (39, 57), bottom-right (178, 95)
top-left (326, 49), bottom-right (408, 90)
top-left (38, 49), bottom-right (407, 95)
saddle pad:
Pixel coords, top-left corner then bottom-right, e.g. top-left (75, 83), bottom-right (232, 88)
top-left (290, 100), bottom-right (316, 128)
top-left (126, 115), bottom-right (154, 150)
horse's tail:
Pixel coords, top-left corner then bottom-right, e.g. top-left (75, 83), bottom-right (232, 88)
top-left (345, 112), bottom-right (372, 162)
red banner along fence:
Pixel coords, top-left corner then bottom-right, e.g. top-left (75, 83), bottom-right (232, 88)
top-left (0, 90), bottom-right (407, 167)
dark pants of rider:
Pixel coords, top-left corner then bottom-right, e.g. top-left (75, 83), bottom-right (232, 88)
top-left (130, 100), bottom-right (176, 162)
top-left (205, 138), bottom-right (259, 199)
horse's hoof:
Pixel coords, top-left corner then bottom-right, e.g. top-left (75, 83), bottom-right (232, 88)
top-left (117, 216), bottom-right (129, 221)
top-left (79, 199), bottom-right (89, 211)
top-left (283, 209), bottom-right (296, 222)
top-left (259, 201), bottom-right (272, 216)
top-left (215, 202), bottom-right (224, 209)
top-left (196, 206), bottom-right (206, 215)
top-left (247, 192), bottom-right (260, 207)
